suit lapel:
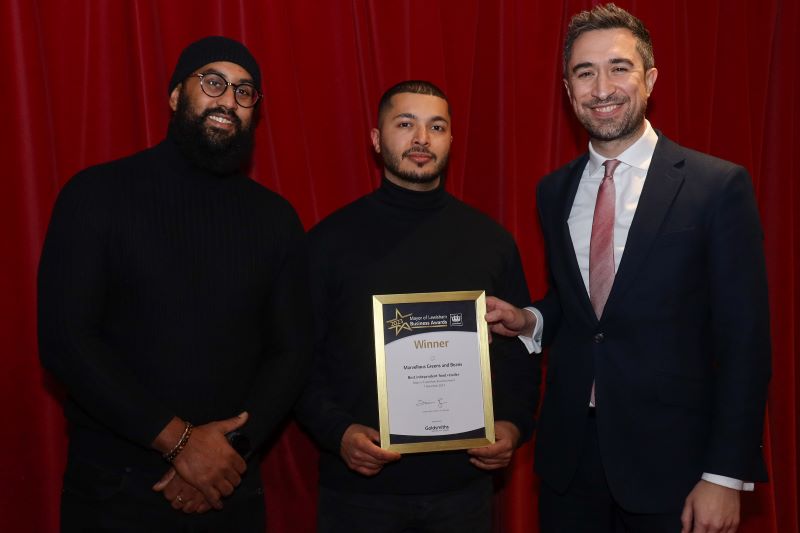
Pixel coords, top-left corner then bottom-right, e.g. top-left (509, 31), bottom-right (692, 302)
top-left (556, 154), bottom-right (599, 323)
top-left (604, 135), bottom-right (686, 315)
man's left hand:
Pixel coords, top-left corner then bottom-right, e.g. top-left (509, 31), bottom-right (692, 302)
top-left (467, 421), bottom-right (520, 470)
top-left (681, 480), bottom-right (740, 533)
top-left (153, 468), bottom-right (213, 514)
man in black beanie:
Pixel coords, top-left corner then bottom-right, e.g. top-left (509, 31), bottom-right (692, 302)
top-left (38, 36), bottom-right (310, 531)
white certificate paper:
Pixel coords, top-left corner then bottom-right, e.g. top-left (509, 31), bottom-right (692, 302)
top-left (373, 291), bottom-right (495, 453)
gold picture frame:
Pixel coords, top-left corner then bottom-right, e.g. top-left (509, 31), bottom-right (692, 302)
top-left (372, 290), bottom-right (495, 454)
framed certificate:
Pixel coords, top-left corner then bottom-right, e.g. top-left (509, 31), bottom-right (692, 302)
top-left (372, 290), bottom-right (494, 453)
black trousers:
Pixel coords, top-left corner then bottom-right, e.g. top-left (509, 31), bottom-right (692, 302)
top-left (317, 475), bottom-right (493, 533)
top-left (539, 412), bottom-right (683, 533)
top-left (60, 457), bottom-right (265, 533)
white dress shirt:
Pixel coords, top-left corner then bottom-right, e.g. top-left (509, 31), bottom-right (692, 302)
top-left (519, 121), bottom-right (750, 491)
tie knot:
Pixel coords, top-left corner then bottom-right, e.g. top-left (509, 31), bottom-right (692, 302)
top-left (603, 159), bottom-right (620, 178)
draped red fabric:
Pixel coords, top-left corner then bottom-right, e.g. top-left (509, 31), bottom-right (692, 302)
top-left (2, 1), bottom-right (797, 531)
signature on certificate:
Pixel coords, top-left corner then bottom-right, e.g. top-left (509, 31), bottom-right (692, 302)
top-left (416, 398), bottom-right (448, 407)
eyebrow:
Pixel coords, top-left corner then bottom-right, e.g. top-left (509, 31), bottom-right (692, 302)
top-left (571, 57), bottom-right (635, 74)
top-left (392, 112), bottom-right (450, 124)
top-left (200, 68), bottom-right (255, 85)
top-left (610, 58), bottom-right (635, 67)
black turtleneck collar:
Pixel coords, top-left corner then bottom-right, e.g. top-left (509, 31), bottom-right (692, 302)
top-left (372, 177), bottom-right (449, 211)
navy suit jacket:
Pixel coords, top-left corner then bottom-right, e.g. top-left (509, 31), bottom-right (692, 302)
top-left (532, 133), bottom-right (771, 513)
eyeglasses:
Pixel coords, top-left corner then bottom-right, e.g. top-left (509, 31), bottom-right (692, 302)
top-left (193, 72), bottom-right (261, 108)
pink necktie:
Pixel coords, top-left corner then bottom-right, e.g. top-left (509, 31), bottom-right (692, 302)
top-left (589, 159), bottom-right (620, 319)
top-left (589, 159), bottom-right (619, 407)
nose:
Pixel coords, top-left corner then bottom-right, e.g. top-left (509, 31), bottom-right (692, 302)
top-left (592, 71), bottom-right (615, 100)
top-left (413, 125), bottom-right (430, 146)
top-left (217, 84), bottom-right (239, 109)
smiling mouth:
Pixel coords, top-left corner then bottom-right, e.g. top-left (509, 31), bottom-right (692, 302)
top-left (208, 115), bottom-right (234, 126)
top-left (592, 104), bottom-right (621, 113)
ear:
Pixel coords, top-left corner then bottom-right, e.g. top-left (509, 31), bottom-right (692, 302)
top-left (169, 84), bottom-right (181, 112)
top-left (370, 128), bottom-right (381, 153)
top-left (644, 67), bottom-right (658, 96)
top-left (562, 78), bottom-right (572, 100)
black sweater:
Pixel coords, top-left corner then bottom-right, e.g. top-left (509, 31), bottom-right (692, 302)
top-left (38, 136), bottom-right (310, 473)
top-left (295, 178), bottom-right (540, 495)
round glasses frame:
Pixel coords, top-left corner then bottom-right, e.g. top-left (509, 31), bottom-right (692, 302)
top-left (193, 73), bottom-right (262, 108)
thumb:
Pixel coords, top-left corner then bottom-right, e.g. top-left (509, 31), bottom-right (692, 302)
top-left (363, 426), bottom-right (381, 443)
top-left (218, 411), bottom-right (249, 433)
top-left (485, 296), bottom-right (502, 311)
top-left (152, 467), bottom-right (176, 491)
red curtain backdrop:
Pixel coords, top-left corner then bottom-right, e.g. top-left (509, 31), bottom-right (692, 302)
top-left (2, 0), bottom-right (797, 531)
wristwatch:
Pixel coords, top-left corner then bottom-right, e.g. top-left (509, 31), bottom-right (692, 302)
top-left (225, 430), bottom-right (253, 461)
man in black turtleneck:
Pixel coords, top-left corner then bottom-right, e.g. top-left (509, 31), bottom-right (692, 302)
top-left (37, 37), bottom-right (310, 531)
top-left (295, 80), bottom-right (540, 533)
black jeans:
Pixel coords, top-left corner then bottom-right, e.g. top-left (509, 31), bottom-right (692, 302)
top-left (317, 475), bottom-right (493, 533)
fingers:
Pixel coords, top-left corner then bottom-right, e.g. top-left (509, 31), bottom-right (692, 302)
top-left (181, 498), bottom-right (198, 514)
top-left (680, 497), bottom-right (693, 533)
top-left (152, 467), bottom-right (176, 491)
top-left (341, 424), bottom-right (401, 475)
top-left (231, 453), bottom-right (248, 475)
top-left (467, 441), bottom-right (513, 470)
top-left (199, 485), bottom-right (224, 510)
top-left (467, 423), bottom-right (517, 471)
top-left (345, 439), bottom-right (400, 473)
top-left (485, 296), bottom-right (508, 312)
top-left (217, 411), bottom-right (249, 434)
top-left (217, 479), bottom-right (236, 498)
top-left (485, 299), bottom-right (534, 338)
top-left (160, 473), bottom-right (218, 512)
top-left (225, 469), bottom-right (243, 490)
top-left (361, 425), bottom-right (380, 442)
top-left (175, 491), bottom-right (213, 514)
top-left (469, 455), bottom-right (511, 470)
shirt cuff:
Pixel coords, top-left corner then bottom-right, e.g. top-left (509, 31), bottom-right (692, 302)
top-left (701, 473), bottom-right (754, 491)
top-left (517, 307), bottom-right (543, 354)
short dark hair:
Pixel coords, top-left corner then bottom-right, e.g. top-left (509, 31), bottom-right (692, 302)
top-left (377, 80), bottom-right (449, 124)
top-left (563, 3), bottom-right (654, 76)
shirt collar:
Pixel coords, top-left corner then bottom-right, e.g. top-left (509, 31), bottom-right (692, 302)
top-left (586, 120), bottom-right (658, 175)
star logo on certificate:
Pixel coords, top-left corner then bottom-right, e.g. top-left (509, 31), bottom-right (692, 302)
top-left (386, 309), bottom-right (413, 336)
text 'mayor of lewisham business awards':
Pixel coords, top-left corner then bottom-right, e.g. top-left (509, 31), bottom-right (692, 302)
top-left (373, 291), bottom-right (494, 454)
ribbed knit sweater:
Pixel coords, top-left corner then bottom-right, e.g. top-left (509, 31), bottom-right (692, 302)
top-left (295, 178), bottom-right (540, 495)
top-left (38, 135), bottom-right (310, 474)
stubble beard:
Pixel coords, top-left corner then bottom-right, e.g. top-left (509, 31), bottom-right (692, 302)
top-left (381, 143), bottom-right (449, 185)
top-left (579, 96), bottom-right (647, 144)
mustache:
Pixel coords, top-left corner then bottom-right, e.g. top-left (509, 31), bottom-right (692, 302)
top-left (402, 147), bottom-right (436, 159)
top-left (586, 96), bottom-right (629, 107)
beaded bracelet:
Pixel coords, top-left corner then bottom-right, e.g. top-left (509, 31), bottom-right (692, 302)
top-left (163, 422), bottom-right (193, 463)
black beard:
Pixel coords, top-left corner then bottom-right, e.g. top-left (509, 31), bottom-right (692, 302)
top-left (381, 144), bottom-right (448, 185)
top-left (168, 91), bottom-right (255, 176)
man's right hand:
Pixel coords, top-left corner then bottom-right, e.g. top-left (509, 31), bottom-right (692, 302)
top-left (152, 412), bottom-right (249, 510)
top-left (485, 296), bottom-right (535, 338)
top-left (340, 424), bottom-right (401, 476)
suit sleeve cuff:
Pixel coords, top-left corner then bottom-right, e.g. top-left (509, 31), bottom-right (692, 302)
top-left (701, 473), bottom-right (754, 491)
top-left (517, 307), bottom-right (543, 354)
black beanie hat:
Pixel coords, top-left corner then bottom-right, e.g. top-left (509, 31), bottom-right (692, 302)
top-left (168, 36), bottom-right (262, 95)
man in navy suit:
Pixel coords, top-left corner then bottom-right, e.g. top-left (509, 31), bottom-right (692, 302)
top-left (486, 4), bottom-right (770, 532)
